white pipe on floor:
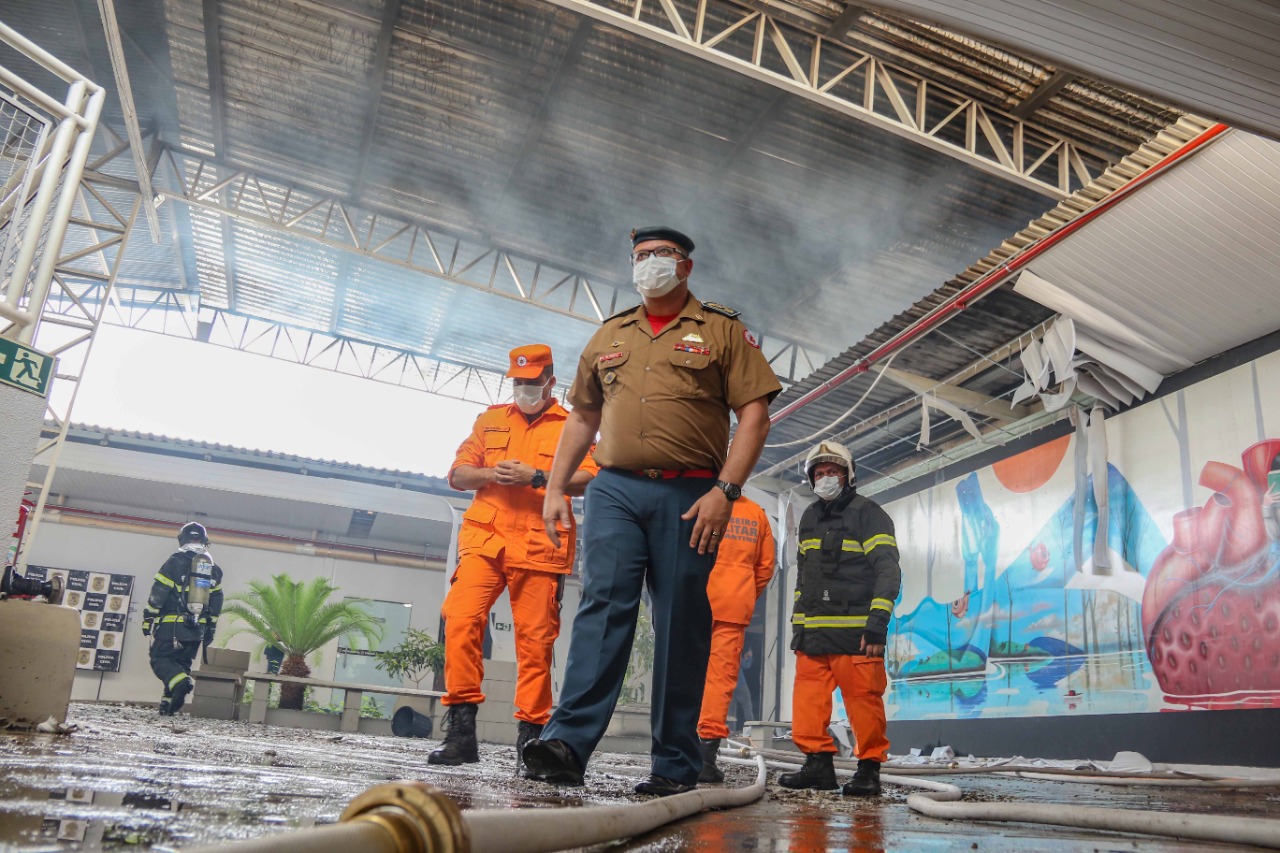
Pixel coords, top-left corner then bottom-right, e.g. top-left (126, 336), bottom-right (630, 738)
top-left (731, 743), bottom-right (1280, 787)
top-left (464, 756), bottom-right (768, 853)
top-left (187, 757), bottom-right (768, 853)
top-left (906, 788), bottom-right (1280, 850)
top-left (722, 748), bottom-right (1280, 850)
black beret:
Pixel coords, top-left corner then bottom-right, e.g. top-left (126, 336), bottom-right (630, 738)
top-left (629, 226), bottom-right (694, 254)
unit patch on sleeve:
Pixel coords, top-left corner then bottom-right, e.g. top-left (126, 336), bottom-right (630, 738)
top-left (743, 329), bottom-right (761, 348)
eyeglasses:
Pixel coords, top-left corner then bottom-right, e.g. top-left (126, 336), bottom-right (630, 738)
top-left (631, 246), bottom-right (688, 264)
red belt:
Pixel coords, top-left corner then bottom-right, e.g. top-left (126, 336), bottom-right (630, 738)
top-left (627, 468), bottom-right (717, 480)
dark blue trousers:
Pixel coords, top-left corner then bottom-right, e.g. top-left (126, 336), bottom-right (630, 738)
top-left (542, 468), bottom-right (715, 785)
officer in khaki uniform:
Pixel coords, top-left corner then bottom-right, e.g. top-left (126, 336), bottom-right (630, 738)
top-left (524, 226), bottom-right (781, 796)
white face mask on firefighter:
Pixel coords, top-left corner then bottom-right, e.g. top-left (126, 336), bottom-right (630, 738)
top-left (513, 379), bottom-right (550, 414)
top-left (813, 476), bottom-right (843, 501)
top-left (632, 255), bottom-right (681, 298)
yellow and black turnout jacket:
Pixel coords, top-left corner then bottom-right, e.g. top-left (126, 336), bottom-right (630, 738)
top-left (791, 487), bottom-right (901, 655)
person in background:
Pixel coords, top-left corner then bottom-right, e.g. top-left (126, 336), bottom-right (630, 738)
top-left (697, 495), bottom-right (775, 783)
top-left (524, 225), bottom-right (781, 796)
top-left (780, 440), bottom-right (901, 797)
top-left (432, 345), bottom-right (599, 774)
top-left (142, 522), bottom-right (223, 716)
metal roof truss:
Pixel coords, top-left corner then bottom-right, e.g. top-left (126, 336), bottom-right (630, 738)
top-left (543, 0), bottom-right (1113, 198)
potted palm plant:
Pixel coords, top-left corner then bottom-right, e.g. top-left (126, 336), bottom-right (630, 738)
top-left (220, 574), bottom-right (382, 710)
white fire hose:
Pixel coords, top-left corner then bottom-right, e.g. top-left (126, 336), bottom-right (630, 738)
top-left (720, 742), bottom-right (1280, 850)
top-left (185, 756), bottom-right (768, 853)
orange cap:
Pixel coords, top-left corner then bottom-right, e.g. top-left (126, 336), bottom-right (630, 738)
top-left (506, 344), bottom-right (553, 379)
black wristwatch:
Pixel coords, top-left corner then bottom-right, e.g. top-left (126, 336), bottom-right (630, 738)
top-left (715, 480), bottom-right (742, 501)
top-left (530, 469), bottom-right (547, 489)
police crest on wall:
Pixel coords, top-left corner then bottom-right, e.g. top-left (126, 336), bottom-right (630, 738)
top-left (24, 566), bottom-right (134, 672)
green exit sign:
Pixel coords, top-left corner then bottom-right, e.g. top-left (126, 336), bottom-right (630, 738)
top-left (0, 337), bottom-right (54, 397)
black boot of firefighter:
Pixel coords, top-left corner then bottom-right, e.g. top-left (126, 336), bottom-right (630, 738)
top-left (778, 752), bottom-right (838, 790)
top-left (168, 675), bottom-right (193, 716)
top-left (516, 720), bottom-right (543, 778)
top-left (842, 758), bottom-right (882, 797)
top-left (428, 703), bottom-right (479, 765)
top-left (698, 738), bottom-right (724, 783)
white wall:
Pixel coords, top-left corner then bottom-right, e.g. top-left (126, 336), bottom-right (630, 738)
top-left (26, 521), bottom-right (449, 704)
top-left (27, 516), bottom-right (590, 708)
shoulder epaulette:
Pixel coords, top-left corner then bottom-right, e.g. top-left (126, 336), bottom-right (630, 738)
top-left (606, 304), bottom-right (642, 322)
top-left (701, 301), bottom-right (740, 319)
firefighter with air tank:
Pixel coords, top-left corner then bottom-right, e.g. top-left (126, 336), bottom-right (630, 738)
top-left (142, 522), bottom-right (224, 716)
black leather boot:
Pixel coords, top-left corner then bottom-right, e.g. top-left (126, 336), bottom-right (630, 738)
top-left (515, 720), bottom-right (544, 778)
top-left (698, 738), bottom-right (724, 783)
top-left (842, 758), bottom-right (882, 796)
top-left (778, 752), bottom-right (838, 790)
top-left (428, 703), bottom-right (480, 765)
top-left (168, 676), bottom-right (193, 716)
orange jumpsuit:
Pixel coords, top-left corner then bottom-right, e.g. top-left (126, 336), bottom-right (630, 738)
top-left (443, 400), bottom-right (598, 724)
top-left (697, 496), bottom-right (776, 739)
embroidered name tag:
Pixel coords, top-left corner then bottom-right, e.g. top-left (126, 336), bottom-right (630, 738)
top-left (674, 344), bottom-right (711, 356)
top-left (598, 351), bottom-right (625, 363)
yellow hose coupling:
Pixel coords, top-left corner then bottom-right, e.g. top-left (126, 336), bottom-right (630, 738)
top-left (341, 781), bottom-right (469, 853)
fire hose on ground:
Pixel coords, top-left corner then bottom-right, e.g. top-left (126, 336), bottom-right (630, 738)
top-left (720, 741), bottom-right (1280, 850)
top-left (184, 755), bottom-right (767, 853)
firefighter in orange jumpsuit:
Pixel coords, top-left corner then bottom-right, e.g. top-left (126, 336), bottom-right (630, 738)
top-left (430, 344), bottom-right (599, 772)
top-left (696, 495), bottom-right (775, 782)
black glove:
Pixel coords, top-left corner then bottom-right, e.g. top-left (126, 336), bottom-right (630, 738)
top-left (862, 630), bottom-right (886, 648)
top-left (204, 628), bottom-right (216, 647)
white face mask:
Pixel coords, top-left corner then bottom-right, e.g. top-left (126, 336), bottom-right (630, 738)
top-left (812, 476), bottom-right (844, 501)
top-left (513, 379), bottom-right (550, 414)
top-left (632, 255), bottom-right (682, 298)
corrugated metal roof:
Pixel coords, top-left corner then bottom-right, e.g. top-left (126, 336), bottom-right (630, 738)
top-left (13, 0), bottom-right (1277, 496)
top-left (868, 0), bottom-right (1280, 142)
top-left (758, 115), bottom-right (1222, 488)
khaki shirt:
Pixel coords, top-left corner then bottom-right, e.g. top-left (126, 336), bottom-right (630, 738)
top-left (568, 292), bottom-right (782, 470)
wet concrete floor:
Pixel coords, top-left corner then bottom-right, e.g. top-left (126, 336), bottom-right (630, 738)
top-left (1, 702), bottom-right (1278, 851)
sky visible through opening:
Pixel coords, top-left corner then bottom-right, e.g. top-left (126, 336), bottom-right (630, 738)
top-left (74, 326), bottom-right (487, 478)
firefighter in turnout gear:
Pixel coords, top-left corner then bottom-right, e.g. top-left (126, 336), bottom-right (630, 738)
top-left (142, 522), bottom-right (224, 716)
top-left (780, 441), bottom-right (900, 797)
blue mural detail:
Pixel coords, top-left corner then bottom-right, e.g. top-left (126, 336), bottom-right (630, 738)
top-left (887, 464), bottom-right (1167, 718)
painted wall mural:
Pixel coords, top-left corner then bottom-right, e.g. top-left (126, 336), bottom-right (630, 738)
top-left (882, 350), bottom-right (1280, 720)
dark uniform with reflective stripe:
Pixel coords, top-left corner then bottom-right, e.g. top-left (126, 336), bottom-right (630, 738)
top-left (792, 489), bottom-right (901, 653)
top-left (790, 487), bottom-right (900, 760)
top-left (541, 292), bottom-right (781, 786)
top-left (143, 551), bottom-right (224, 703)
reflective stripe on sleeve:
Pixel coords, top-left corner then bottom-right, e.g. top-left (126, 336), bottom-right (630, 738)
top-left (870, 598), bottom-right (895, 612)
top-left (863, 533), bottom-right (897, 552)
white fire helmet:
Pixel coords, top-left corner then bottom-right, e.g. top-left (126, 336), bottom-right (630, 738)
top-left (804, 440), bottom-right (854, 486)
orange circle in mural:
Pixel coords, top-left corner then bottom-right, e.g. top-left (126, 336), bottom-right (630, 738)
top-left (992, 434), bottom-right (1070, 493)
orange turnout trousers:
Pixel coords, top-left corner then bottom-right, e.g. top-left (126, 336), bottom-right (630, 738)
top-left (697, 497), bottom-right (775, 740)
top-left (441, 555), bottom-right (562, 723)
top-left (443, 401), bottom-right (598, 724)
top-left (791, 651), bottom-right (890, 761)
